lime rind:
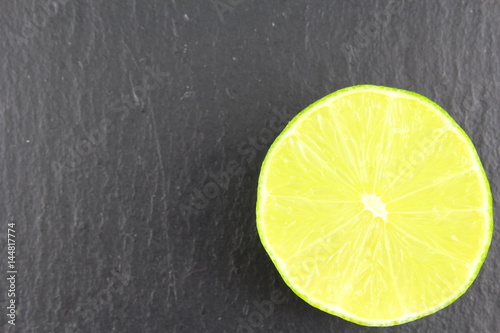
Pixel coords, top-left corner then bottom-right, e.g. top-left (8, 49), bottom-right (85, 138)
top-left (256, 85), bottom-right (494, 326)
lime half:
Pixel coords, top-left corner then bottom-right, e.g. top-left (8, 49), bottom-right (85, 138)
top-left (256, 85), bottom-right (493, 326)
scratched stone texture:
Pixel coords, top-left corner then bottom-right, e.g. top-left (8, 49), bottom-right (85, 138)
top-left (0, 0), bottom-right (499, 332)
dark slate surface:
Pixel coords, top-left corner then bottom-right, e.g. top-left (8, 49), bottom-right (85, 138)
top-left (0, 1), bottom-right (499, 332)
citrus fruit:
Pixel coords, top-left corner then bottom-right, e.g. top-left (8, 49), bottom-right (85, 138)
top-left (256, 85), bottom-right (493, 326)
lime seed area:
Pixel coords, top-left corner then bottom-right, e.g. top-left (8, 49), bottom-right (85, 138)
top-left (361, 194), bottom-right (388, 221)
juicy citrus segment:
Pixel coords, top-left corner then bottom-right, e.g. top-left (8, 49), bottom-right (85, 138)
top-left (256, 85), bottom-right (493, 326)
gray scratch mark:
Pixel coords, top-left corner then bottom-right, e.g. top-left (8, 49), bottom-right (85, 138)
top-left (149, 107), bottom-right (177, 301)
top-left (128, 74), bottom-right (141, 107)
top-left (172, 18), bottom-right (179, 37)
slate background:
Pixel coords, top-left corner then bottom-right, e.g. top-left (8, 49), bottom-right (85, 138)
top-left (0, 1), bottom-right (499, 332)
